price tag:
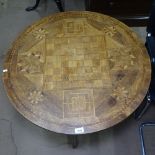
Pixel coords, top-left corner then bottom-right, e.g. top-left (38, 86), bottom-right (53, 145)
top-left (3, 69), bottom-right (8, 72)
top-left (75, 127), bottom-right (84, 134)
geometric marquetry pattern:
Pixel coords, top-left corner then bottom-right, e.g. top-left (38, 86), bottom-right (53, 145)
top-left (3, 11), bottom-right (151, 134)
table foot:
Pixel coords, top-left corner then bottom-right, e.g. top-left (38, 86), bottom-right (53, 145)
top-left (26, 0), bottom-right (40, 11)
top-left (26, 0), bottom-right (64, 12)
top-left (67, 135), bottom-right (79, 148)
top-left (54, 0), bottom-right (64, 12)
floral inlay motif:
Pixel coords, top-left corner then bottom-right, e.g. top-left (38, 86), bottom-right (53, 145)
top-left (28, 90), bottom-right (43, 104)
top-left (33, 28), bottom-right (48, 39)
top-left (112, 86), bottom-right (129, 101)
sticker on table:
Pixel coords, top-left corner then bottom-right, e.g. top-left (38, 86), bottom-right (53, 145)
top-left (3, 69), bottom-right (8, 72)
top-left (75, 127), bottom-right (84, 134)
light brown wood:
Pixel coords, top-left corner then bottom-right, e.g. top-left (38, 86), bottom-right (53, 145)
top-left (3, 11), bottom-right (151, 134)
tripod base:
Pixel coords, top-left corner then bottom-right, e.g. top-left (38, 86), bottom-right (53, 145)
top-left (26, 0), bottom-right (64, 12)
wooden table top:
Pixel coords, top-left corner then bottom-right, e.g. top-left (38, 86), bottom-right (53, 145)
top-left (3, 11), bottom-right (151, 134)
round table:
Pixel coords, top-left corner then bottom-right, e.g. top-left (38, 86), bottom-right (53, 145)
top-left (3, 11), bottom-right (151, 145)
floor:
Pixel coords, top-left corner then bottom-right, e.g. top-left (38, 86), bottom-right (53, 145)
top-left (0, 0), bottom-right (155, 155)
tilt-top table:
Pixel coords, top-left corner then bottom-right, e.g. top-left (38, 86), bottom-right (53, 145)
top-left (3, 11), bottom-right (151, 148)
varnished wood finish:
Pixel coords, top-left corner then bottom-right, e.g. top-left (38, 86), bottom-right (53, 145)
top-left (3, 11), bottom-right (151, 134)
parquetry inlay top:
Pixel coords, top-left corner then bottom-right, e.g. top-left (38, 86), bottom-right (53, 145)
top-left (3, 11), bottom-right (151, 134)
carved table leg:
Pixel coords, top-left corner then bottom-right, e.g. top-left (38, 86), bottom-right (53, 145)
top-left (54, 0), bottom-right (64, 12)
top-left (26, 0), bottom-right (41, 11)
top-left (67, 135), bottom-right (79, 148)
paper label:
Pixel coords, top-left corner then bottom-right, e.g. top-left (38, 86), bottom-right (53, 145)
top-left (75, 127), bottom-right (84, 134)
top-left (3, 69), bottom-right (8, 72)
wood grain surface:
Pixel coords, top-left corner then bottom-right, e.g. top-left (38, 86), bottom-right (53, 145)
top-left (3, 11), bottom-right (151, 134)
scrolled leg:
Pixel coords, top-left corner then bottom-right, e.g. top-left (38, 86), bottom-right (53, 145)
top-left (26, 0), bottom-right (41, 11)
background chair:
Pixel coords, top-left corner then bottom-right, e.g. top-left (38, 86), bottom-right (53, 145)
top-left (139, 122), bottom-right (155, 155)
top-left (134, 0), bottom-right (155, 119)
top-left (26, 0), bottom-right (64, 12)
top-left (138, 1), bottom-right (155, 154)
